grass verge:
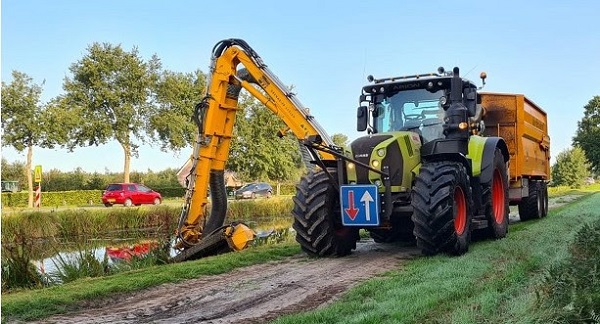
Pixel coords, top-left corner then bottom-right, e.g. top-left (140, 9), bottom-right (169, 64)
top-left (1, 242), bottom-right (301, 321)
top-left (274, 193), bottom-right (600, 324)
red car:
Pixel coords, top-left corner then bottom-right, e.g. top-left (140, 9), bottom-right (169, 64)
top-left (102, 183), bottom-right (162, 207)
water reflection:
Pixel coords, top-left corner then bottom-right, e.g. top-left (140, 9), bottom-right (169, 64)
top-left (31, 227), bottom-right (291, 283)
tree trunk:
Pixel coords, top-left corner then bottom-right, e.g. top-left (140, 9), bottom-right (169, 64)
top-left (122, 143), bottom-right (131, 183)
top-left (25, 145), bottom-right (33, 208)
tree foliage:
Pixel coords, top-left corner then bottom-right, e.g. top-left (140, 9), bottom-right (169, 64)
top-left (1, 158), bottom-right (27, 188)
top-left (58, 43), bottom-right (161, 183)
top-left (1, 71), bottom-right (59, 206)
top-left (227, 93), bottom-right (304, 182)
top-left (551, 146), bottom-right (591, 188)
top-left (150, 69), bottom-right (206, 152)
top-left (573, 96), bottom-right (600, 174)
top-left (331, 133), bottom-right (349, 148)
top-left (1, 71), bottom-right (44, 151)
top-left (13, 165), bottom-right (182, 192)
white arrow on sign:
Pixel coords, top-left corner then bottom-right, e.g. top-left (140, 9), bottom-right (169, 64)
top-left (361, 190), bottom-right (374, 221)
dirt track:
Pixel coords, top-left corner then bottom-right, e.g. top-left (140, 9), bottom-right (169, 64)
top-left (30, 195), bottom-right (581, 324)
top-left (37, 241), bottom-right (421, 324)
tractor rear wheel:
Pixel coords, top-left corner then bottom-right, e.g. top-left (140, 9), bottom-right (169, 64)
top-left (518, 180), bottom-right (543, 221)
top-left (412, 161), bottom-right (472, 255)
top-left (293, 168), bottom-right (359, 257)
top-left (482, 149), bottom-right (509, 239)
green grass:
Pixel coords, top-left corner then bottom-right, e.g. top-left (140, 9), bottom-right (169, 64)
top-left (274, 192), bottom-right (600, 324)
top-left (548, 183), bottom-right (600, 197)
top-left (1, 242), bottom-right (302, 321)
top-left (3, 193), bottom-right (599, 322)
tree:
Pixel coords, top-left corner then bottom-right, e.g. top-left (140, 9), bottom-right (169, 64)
top-left (331, 133), bottom-right (349, 148)
top-left (150, 70), bottom-right (206, 152)
top-left (41, 168), bottom-right (87, 191)
top-left (228, 93), bottom-right (303, 182)
top-left (551, 146), bottom-right (591, 188)
top-left (1, 158), bottom-right (27, 190)
top-left (59, 43), bottom-right (161, 183)
top-left (1, 71), bottom-right (59, 206)
top-left (573, 96), bottom-right (600, 175)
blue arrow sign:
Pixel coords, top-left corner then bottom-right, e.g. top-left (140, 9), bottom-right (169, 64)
top-left (340, 184), bottom-right (380, 226)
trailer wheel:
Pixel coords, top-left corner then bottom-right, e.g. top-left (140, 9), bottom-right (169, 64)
top-left (412, 162), bottom-right (473, 255)
top-left (540, 181), bottom-right (549, 218)
top-left (292, 168), bottom-right (359, 257)
top-left (518, 180), bottom-right (542, 221)
top-left (482, 149), bottom-right (509, 239)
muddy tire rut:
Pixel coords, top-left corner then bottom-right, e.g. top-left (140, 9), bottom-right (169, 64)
top-left (37, 240), bottom-right (421, 324)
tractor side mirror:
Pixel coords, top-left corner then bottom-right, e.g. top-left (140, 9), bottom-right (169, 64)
top-left (357, 106), bottom-right (368, 131)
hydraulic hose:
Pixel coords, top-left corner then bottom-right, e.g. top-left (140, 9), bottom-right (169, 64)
top-left (204, 170), bottom-right (228, 235)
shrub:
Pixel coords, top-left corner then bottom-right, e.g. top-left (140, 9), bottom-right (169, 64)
top-left (536, 218), bottom-right (600, 322)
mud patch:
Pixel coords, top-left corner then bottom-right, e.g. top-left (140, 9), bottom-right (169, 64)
top-left (35, 241), bottom-right (420, 324)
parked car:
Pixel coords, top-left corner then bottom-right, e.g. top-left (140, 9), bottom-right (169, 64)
top-left (234, 182), bottom-right (273, 199)
top-left (102, 183), bottom-right (162, 207)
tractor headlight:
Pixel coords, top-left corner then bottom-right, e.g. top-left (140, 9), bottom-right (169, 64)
top-left (372, 160), bottom-right (380, 168)
top-left (376, 148), bottom-right (385, 157)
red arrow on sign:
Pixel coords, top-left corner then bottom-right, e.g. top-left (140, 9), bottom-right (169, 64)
top-left (345, 190), bottom-right (359, 220)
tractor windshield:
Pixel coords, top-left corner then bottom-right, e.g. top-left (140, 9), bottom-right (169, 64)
top-left (374, 88), bottom-right (445, 142)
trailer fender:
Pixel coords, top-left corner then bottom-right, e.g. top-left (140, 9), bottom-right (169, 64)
top-left (469, 136), bottom-right (509, 183)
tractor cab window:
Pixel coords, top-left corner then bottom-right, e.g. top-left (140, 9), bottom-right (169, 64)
top-left (374, 88), bottom-right (445, 142)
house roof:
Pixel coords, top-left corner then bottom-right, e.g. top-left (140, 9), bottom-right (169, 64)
top-left (176, 158), bottom-right (242, 187)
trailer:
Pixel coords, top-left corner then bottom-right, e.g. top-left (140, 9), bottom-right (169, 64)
top-left (481, 92), bottom-right (550, 220)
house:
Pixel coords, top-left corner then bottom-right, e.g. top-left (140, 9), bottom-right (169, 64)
top-left (176, 158), bottom-right (242, 189)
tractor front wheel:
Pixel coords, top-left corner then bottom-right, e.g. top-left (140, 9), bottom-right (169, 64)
top-left (412, 161), bottom-right (473, 255)
top-left (293, 168), bottom-right (359, 257)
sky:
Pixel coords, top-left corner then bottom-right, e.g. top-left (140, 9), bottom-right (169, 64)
top-left (2, 0), bottom-right (599, 173)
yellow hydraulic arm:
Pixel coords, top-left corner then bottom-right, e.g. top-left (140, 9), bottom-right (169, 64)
top-left (174, 39), bottom-right (337, 258)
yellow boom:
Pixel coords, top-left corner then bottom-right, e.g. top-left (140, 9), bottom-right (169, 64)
top-left (174, 39), bottom-right (337, 257)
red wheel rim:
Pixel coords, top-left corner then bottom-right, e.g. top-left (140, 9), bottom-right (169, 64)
top-left (492, 169), bottom-right (505, 224)
top-left (454, 186), bottom-right (467, 235)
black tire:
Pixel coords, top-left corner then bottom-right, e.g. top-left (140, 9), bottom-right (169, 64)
top-left (518, 180), bottom-right (542, 221)
top-left (104, 203), bottom-right (112, 207)
top-left (412, 162), bottom-right (473, 256)
top-left (292, 168), bottom-right (359, 257)
top-left (540, 181), bottom-right (548, 218)
top-left (482, 149), bottom-right (509, 239)
top-left (369, 217), bottom-right (415, 243)
top-left (369, 229), bottom-right (400, 243)
top-left (369, 228), bottom-right (415, 243)
top-left (266, 191), bottom-right (273, 198)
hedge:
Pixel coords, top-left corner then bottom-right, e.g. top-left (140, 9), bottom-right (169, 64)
top-left (1, 188), bottom-right (187, 208)
top-left (0, 184), bottom-right (299, 208)
top-left (1, 190), bottom-right (103, 208)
